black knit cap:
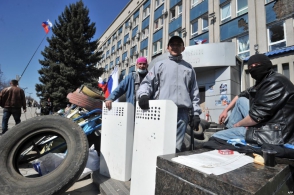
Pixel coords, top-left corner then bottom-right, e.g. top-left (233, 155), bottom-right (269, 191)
top-left (168, 36), bottom-right (184, 46)
top-left (248, 54), bottom-right (272, 70)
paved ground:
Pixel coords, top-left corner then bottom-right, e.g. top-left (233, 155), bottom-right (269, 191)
top-left (0, 107), bottom-right (101, 195)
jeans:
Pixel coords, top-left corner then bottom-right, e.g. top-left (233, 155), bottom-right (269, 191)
top-left (176, 108), bottom-right (189, 151)
top-left (212, 97), bottom-right (249, 141)
top-left (2, 107), bottom-right (22, 134)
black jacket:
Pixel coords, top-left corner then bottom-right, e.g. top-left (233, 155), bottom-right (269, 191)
top-left (239, 70), bottom-right (294, 145)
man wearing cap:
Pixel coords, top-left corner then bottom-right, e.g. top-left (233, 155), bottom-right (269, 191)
top-left (213, 54), bottom-right (294, 149)
top-left (137, 36), bottom-right (202, 152)
top-left (105, 57), bottom-right (148, 109)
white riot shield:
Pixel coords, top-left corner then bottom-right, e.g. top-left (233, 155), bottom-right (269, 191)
top-left (130, 100), bottom-right (177, 195)
top-left (100, 102), bottom-right (134, 181)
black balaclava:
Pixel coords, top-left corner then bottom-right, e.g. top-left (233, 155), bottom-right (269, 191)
top-left (247, 54), bottom-right (273, 82)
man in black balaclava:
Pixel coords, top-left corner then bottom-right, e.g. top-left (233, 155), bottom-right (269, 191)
top-left (247, 54), bottom-right (273, 82)
top-left (211, 54), bottom-right (294, 159)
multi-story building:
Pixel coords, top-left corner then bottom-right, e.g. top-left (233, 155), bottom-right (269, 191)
top-left (96, 0), bottom-right (294, 121)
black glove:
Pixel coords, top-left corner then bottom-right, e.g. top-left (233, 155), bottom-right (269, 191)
top-left (190, 115), bottom-right (200, 131)
top-left (138, 95), bottom-right (149, 109)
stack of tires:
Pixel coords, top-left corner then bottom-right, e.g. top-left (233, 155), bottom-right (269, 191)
top-left (183, 119), bottom-right (211, 150)
top-left (67, 85), bottom-right (104, 155)
top-left (66, 85), bottom-right (105, 111)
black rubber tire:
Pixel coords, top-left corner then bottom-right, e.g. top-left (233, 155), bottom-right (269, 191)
top-left (67, 89), bottom-right (103, 111)
top-left (184, 132), bottom-right (210, 145)
top-left (186, 124), bottom-right (203, 136)
top-left (0, 115), bottom-right (89, 195)
top-left (200, 119), bottom-right (210, 130)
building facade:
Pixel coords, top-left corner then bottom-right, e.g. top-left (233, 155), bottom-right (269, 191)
top-left (96, 0), bottom-right (294, 121)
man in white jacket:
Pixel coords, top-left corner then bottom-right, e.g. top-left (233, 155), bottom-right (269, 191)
top-left (137, 36), bottom-right (202, 152)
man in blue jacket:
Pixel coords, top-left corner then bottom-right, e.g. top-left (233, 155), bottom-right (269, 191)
top-left (105, 57), bottom-right (148, 109)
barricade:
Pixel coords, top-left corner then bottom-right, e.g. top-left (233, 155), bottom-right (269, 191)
top-left (99, 102), bottom-right (134, 181)
top-left (130, 100), bottom-right (177, 195)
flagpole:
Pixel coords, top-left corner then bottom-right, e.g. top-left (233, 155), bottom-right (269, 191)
top-left (19, 34), bottom-right (47, 81)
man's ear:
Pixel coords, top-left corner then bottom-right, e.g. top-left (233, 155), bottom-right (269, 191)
top-left (182, 46), bottom-right (185, 52)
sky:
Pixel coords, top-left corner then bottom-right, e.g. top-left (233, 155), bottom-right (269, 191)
top-left (0, 0), bottom-right (130, 102)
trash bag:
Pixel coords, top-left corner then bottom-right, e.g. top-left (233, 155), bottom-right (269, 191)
top-left (33, 153), bottom-right (66, 176)
top-left (78, 144), bottom-right (100, 180)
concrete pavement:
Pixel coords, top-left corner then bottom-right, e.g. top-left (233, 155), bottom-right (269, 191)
top-left (0, 107), bottom-right (101, 195)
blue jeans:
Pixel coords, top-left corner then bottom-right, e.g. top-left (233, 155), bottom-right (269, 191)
top-left (177, 108), bottom-right (189, 151)
top-left (2, 107), bottom-right (22, 134)
top-left (213, 97), bottom-right (249, 141)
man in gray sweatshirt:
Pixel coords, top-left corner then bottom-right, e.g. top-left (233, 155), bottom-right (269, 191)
top-left (137, 36), bottom-right (202, 152)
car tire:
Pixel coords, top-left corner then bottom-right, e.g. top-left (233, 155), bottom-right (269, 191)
top-left (0, 115), bottom-right (89, 195)
top-left (81, 85), bottom-right (105, 100)
top-left (200, 119), bottom-right (210, 130)
top-left (67, 89), bottom-right (103, 111)
top-left (186, 124), bottom-right (204, 136)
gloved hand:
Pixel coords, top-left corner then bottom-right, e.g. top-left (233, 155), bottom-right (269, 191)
top-left (138, 95), bottom-right (149, 109)
top-left (190, 115), bottom-right (200, 131)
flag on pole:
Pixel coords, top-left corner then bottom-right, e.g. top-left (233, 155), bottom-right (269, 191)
top-left (98, 65), bottom-right (119, 99)
top-left (194, 39), bottom-right (207, 45)
top-left (42, 19), bottom-right (53, 34)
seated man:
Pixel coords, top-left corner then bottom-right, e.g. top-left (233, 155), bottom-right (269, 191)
top-left (214, 54), bottom-right (294, 148)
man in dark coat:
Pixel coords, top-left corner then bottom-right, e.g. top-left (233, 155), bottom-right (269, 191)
top-left (214, 54), bottom-right (294, 149)
top-left (0, 79), bottom-right (26, 134)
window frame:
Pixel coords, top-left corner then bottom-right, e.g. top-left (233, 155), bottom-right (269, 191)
top-left (221, 3), bottom-right (231, 22)
top-left (202, 15), bottom-right (209, 31)
top-left (143, 6), bottom-right (150, 19)
top-left (191, 0), bottom-right (199, 8)
top-left (236, 0), bottom-right (248, 16)
top-left (267, 22), bottom-right (287, 51)
top-left (178, 4), bottom-right (182, 16)
top-left (237, 34), bottom-right (250, 60)
top-left (191, 20), bottom-right (198, 36)
top-left (170, 8), bottom-right (176, 21)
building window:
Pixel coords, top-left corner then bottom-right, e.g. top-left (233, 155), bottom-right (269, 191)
top-left (109, 61), bottom-right (113, 69)
top-left (154, 20), bottom-right (159, 30)
top-left (129, 65), bottom-right (135, 73)
top-left (178, 4), bottom-right (182, 16)
top-left (202, 15), bottom-right (208, 31)
top-left (133, 17), bottom-right (139, 26)
top-left (221, 3), bottom-right (231, 22)
top-left (117, 40), bottom-right (122, 49)
top-left (111, 45), bottom-right (115, 54)
top-left (237, 34), bottom-right (249, 60)
top-left (143, 6), bottom-right (150, 19)
top-left (153, 40), bottom-right (162, 55)
top-left (191, 20), bottom-right (198, 36)
top-left (140, 48), bottom-right (148, 57)
top-left (267, 22), bottom-right (286, 51)
top-left (265, 0), bottom-right (274, 4)
top-left (105, 64), bottom-right (108, 71)
top-left (170, 9), bottom-right (176, 21)
top-left (119, 69), bottom-right (126, 83)
top-left (169, 30), bottom-right (182, 38)
top-left (142, 28), bottom-right (149, 39)
top-left (116, 57), bottom-right (120, 65)
top-left (191, 0), bottom-right (199, 8)
top-left (154, 17), bottom-right (163, 31)
top-left (155, 0), bottom-right (160, 8)
top-left (282, 63), bottom-right (290, 79)
top-left (236, 0), bottom-right (248, 16)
